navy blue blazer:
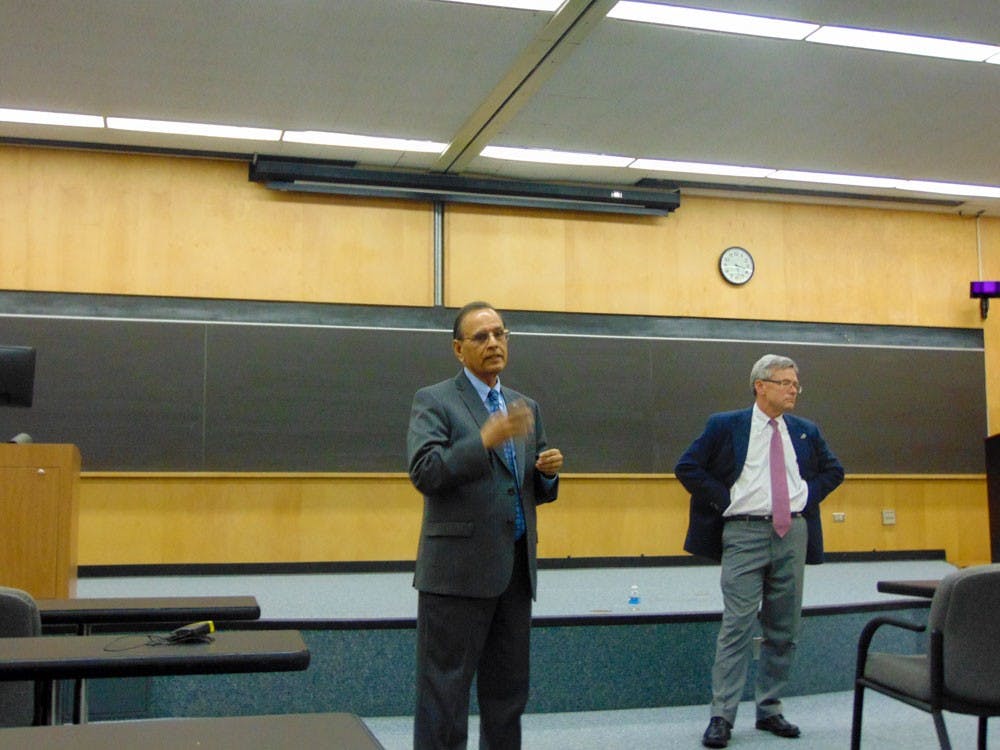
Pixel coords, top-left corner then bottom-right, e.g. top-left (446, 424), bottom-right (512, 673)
top-left (675, 407), bottom-right (844, 565)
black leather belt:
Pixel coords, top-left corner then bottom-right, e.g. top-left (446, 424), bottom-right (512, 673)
top-left (725, 512), bottom-right (801, 522)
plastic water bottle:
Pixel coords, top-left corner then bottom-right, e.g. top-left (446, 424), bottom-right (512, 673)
top-left (628, 584), bottom-right (641, 611)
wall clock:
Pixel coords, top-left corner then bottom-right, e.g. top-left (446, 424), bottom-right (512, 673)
top-left (719, 246), bottom-right (754, 285)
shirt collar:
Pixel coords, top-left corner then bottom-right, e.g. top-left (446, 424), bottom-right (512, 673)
top-left (464, 368), bottom-right (500, 404)
top-left (752, 403), bottom-right (784, 430)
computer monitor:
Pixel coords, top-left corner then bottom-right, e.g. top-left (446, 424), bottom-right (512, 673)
top-left (0, 345), bottom-right (36, 407)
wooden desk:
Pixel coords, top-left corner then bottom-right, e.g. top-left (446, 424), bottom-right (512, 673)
top-left (876, 579), bottom-right (940, 598)
top-left (0, 630), bottom-right (309, 724)
top-left (0, 712), bottom-right (384, 749)
top-left (36, 595), bottom-right (261, 722)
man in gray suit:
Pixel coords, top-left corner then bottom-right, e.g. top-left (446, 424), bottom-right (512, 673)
top-left (676, 354), bottom-right (843, 748)
top-left (407, 301), bottom-right (563, 750)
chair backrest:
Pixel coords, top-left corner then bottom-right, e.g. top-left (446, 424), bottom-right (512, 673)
top-left (928, 563), bottom-right (1000, 705)
top-left (0, 586), bottom-right (41, 727)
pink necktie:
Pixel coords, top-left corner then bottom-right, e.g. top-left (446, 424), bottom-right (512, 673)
top-left (769, 419), bottom-right (792, 537)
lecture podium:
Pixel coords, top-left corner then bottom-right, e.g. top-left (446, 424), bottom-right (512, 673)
top-left (0, 444), bottom-right (80, 598)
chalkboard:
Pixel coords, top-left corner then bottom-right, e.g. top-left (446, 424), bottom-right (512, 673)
top-left (0, 292), bottom-right (987, 473)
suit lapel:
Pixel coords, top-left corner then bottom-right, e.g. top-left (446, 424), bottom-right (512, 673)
top-left (731, 408), bottom-right (753, 471)
top-left (784, 414), bottom-right (809, 468)
top-left (455, 373), bottom-right (520, 479)
top-left (454, 371), bottom-right (487, 425)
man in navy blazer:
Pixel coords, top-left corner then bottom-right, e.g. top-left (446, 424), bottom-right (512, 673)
top-left (408, 301), bottom-right (563, 750)
top-left (676, 354), bottom-right (843, 748)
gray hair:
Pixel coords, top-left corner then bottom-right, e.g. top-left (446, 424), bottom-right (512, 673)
top-left (750, 354), bottom-right (798, 396)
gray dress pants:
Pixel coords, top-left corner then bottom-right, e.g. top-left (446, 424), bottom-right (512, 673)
top-left (709, 515), bottom-right (807, 723)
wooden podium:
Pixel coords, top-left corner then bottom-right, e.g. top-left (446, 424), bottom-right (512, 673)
top-left (0, 443), bottom-right (80, 598)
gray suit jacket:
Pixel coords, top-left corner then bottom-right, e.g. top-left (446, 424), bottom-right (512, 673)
top-left (407, 371), bottom-right (559, 599)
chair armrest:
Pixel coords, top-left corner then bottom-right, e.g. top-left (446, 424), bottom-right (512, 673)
top-left (855, 616), bottom-right (927, 679)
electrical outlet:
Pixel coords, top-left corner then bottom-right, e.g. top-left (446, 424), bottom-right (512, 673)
top-left (832, 512), bottom-right (846, 522)
top-left (881, 509), bottom-right (896, 525)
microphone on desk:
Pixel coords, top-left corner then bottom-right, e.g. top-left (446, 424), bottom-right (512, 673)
top-left (167, 620), bottom-right (216, 644)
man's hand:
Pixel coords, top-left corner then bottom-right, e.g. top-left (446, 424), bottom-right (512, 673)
top-left (535, 448), bottom-right (563, 477)
top-left (481, 399), bottom-right (534, 449)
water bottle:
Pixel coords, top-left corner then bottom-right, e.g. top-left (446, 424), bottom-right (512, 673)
top-left (628, 584), bottom-right (640, 611)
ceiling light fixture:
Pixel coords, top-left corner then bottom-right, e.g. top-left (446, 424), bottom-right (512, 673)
top-left (630, 158), bottom-right (773, 178)
top-left (608, 3), bottom-right (1000, 64)
top-left (481, 145), bottom-right (634, 168)
top-left (767, 170), bottom-right (905, 189)
top-left (431, 0), bottom-right (563, 10)
top-left (0, 107), bottom-right (103, 128)
top-left (607, 2), bottom-right (818, 40)
top-left (902, 180), bottom-right (1000, 199)
top-left (805, 26), bottom-right (1000, 62)
top-left (106, 117), bottom-right (281, 141)
top-left (283, 130), bottom-right (447, 153)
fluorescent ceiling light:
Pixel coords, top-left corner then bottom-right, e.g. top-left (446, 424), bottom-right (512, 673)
top-left (902, 180), bottom-right (1000, 199)
top-left (988, 52), bottom-right (1000, 64)
top-left (431, 0), bottom-right (562, 10)
top-left (805, 26), bottom-right (1000, 62)
top-left (481, 145), bottom-right (634, 168)
top-left (768, 170), bottom-right (904, 189)
top-left (283, 130), bottom-right (447, 153)
top-left (0, 107), bottom-right (103, 128)
top-left (608, 2), bottom-right (818, 40)
top-left (630, 158), bottom-right (773, 178)
top-left (106, 117), bottom-right (281, 141)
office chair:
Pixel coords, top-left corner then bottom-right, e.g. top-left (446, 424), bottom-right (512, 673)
top-left (0, 586), bottom-right (43, 727)
top-left (851, 564), bottom-right (1000, 750)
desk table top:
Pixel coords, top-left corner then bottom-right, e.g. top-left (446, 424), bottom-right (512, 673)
top-left (0, 712), bottom-right (383, 749)
top-left (37, 595), bottom-right (261, 625)
top-left (0, 629), bottom-right (309, 681)
top-left (876, 579), bottom-right (939, 599)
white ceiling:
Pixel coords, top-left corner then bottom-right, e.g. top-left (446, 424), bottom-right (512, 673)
top-left (2, 0), bottom-right (998, 215)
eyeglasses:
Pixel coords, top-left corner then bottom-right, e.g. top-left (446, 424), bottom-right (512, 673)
top-left (460, 328), bottom-right (510, 345)
top-left (760, 378), bottom-right (803, 394)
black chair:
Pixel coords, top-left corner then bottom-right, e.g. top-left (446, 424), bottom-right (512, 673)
top-left (0, 585), bottom-right (44, 726)
top-left (851, 564), bottom-right (1000, 750)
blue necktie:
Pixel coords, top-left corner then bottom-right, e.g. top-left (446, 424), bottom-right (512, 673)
top-left (487, 389), bottom-right (526, 540)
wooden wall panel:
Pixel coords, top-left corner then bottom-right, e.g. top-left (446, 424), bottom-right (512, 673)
top-left (0, 146), bottom-right (434, 306)
top-left (77, 474), bottom-right (990, 568)
top-left (445, 199), bottom-right (983, 329)
top-left (78, 474), bottom-right (423, 564)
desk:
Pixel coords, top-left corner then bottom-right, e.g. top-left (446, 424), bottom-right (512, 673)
top-left (0, 712), bottom-right (384, 749)
top-left (37, 595), bottom-right (261, 632)
top-left (876, 579), bottom-right (940, 598)
top-left (36, 595), bottom-right (261, 722)
top-left (0, 630), bottom-right (309, 723)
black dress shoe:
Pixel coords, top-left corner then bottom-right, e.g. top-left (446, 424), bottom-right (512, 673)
top-left (702, 716), bottom-right (732, 748)
top-left (755, 714), bottom-right (801, 738)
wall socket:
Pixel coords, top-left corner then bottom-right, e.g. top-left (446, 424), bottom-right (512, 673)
top-left (881, 509), bottom-right (896, 525)
top-left (832, 512), bottom-right (846, 523)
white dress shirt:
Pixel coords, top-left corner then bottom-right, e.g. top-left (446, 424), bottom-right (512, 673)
top-left (725, 404), bottom-right (808, 516)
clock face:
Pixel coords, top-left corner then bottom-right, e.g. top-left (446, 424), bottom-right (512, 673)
top-left (719, 246), bottom-right (754, 285)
